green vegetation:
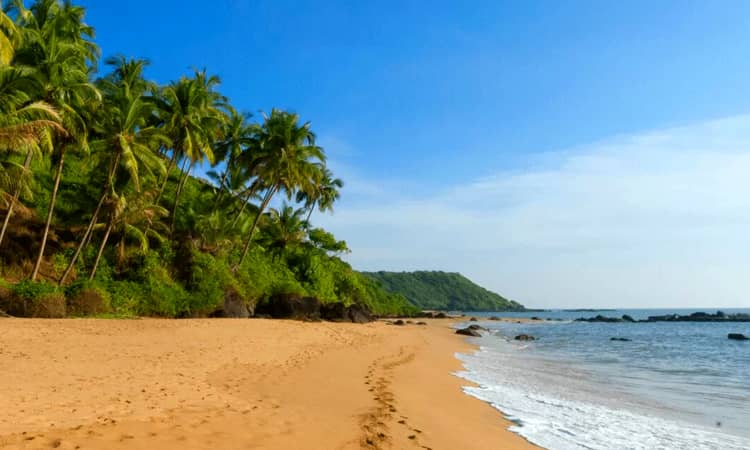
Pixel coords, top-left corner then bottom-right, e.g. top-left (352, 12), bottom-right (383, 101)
top-left (363, 271), bottom-right (525, 312)
top-left (0, 0), bottom-right (416, 318)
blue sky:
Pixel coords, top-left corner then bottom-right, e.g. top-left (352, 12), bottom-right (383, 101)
top-left (79, 1), bottom-right (750, 308)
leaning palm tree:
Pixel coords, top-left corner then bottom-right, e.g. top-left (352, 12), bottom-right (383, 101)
top-left (0, 65), bottom-right (65, 247)
top-left (237, 109), bottom-right (325, 266)
top-left (148, 70), bottom-right (226, 230)
top-left (210, 109), bottom-right (254, 209)
top-left (11, 0), bottom-right (101, 280)
top-left (59, 56), bottom-right (166, 285)
top-left (296, 166), bottom-right (343, 222)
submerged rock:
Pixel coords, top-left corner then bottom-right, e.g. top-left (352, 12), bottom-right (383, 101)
top-left (514, 334), bottom-right (536, 341)
top-left (728, 333), bottom-right (749, 341)
top-left (610, 337), bottom-right (632, 342)
top-left (456, 327), bottom-right (482, 337)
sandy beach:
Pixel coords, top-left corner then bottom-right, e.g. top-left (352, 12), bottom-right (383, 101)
top-left (0, 317), bottom-right (536, 449)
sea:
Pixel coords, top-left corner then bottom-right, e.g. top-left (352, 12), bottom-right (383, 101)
top-left (454, 309), bottom-right (750, 450)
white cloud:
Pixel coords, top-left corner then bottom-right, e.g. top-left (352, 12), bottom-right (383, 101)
top-left (318, 115), bottom-right (750, 308)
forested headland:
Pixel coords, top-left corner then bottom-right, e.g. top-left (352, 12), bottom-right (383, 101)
top-left (0, 0), bottom-right (418, 318)
top-left (363, 271), bottom-right (525, 312)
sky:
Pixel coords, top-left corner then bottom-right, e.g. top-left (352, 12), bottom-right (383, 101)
top-left (77, 0), bottom-right (750, 308)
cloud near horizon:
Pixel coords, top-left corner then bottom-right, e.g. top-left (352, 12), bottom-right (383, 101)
top-left (318, 115), bottom-right (750, 309)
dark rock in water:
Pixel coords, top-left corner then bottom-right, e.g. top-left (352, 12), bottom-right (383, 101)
top-left (646, 311), bottom-right (750, 322)
top-left (576, 314), bottom-right (624, 323)
top-left (256, 294), bottom-right (321, 320)
top-left (393, 319), bottom-right (406, 326)
top-left (514, 334), bottom-right (536, 341)
top-left (728, 333), bottom-right (749, 341)
top-left (467, 324), bottom-right (486, 331)
top-left (531, 316), bottom-right (541, 321)
top-left (456, 327), bottom-right (482, 337)
top-left (489, 316), bottom-right (501, 321)
top-left (610, 337), bottom-right (632, 342)
top-left (469, 317), bottom-right (478, 321)
top-left (621, 314), bottom-right (635, 322)
top-left (416, 321), bottom-right (427, 325)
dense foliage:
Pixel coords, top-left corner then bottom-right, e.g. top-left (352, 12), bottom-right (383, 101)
top-left (363, 271), bottom-right (525, 312)
top-left (0, 0), bottom-right (417, 317)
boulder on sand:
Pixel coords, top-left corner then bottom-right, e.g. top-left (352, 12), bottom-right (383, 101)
top-left (256, 294), bottom-right (321, 320)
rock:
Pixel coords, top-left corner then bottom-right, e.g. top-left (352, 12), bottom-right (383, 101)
top-left (467, 324), bottom-right (486, 331)
top-left (212, 288), bottom-right (251, 318)
top-left (346, 303), bottom-right (373, 324)
top-left (456, 327), bottom-right (482, 337)
top-left (728, 333), bottom-right (749, 341)
top-left (0, 309), bottom-right (11, 318)
top-left (531, 316), bottom-right (541, 321)
top-left (576, 315), bottom-right (624, 323)
top-left (434, 312), bottom-right (447, 319)
top-left (256, 294), bottom-right (321, 320)
top-left (489, 316), bottom-right (501, 321)
top-left (610, 337), bottom-right (632, 342)
top-left (416, 321), bottom-right (427, 325)
top-left (469, 317), bottom-right (478, 321)
top-left (393, 319), bottom-right (406, 326)
top-left (621, 314), bottom-right (635, 322)
top-left (514, 334), bottom-right (536, 341)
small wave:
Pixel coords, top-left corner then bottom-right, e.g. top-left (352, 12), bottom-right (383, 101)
top-left (457, 349), bottom-right (750, 450)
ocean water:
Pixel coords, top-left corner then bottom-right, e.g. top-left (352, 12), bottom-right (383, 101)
top-left (455, 309), bottom-right (750, 450)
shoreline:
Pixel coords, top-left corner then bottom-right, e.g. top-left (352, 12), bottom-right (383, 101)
top-left (0, 317), bottom-right (536, 449)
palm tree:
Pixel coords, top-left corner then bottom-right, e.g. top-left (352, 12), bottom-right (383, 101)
top-left (10, 0), bottom-right (101, 280)
top-left (210, 109), bottom-right (254, 209)
top-left (0, 65), bottom-right (65, 247)
top-left (0, 9), bottom-right (18, 65)
top-left (237, 109), bottom-right (325, 266)
top-left (260, 203), bottom-right (309, 260)
top-left (89, 190), bottom-right (168, 279)
top-left (149, 70), bottom-right (226, 231)
top-left (296, 166), bottom-right (343, 222)
top-left (59, 56), bottom-right (166, 284)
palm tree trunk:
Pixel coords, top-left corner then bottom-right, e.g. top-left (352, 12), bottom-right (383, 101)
top-left (0, 148), bottom-right (34, 247)
top-left (238, 185), bottom-right (276, 266)
top-left (230, 186), bottom-right (256, 229)
top-left (170, 160), bottom-right (193, 232)
top-left (31, 150), bottom-right (65, 281)
top-left (59, 152), bottom-right (122, 285)
top-left (58, 190), bottom-right (106, 285)
top-left (305, 200), bottom-right (317, 223)
top-left (154, 150), bottom-right (179, 206)
top-left (89, 217), bottom-right (114, 281)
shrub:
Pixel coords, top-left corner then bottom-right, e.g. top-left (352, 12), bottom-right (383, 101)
top-left (5, 280), bottom-right (66, 318)
top-left (65, 280), bottom-right (111, 316)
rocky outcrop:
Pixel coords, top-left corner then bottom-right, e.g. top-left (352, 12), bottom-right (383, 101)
top-left (456, 327), bottom-right (482, 337)
top-left (210, 289), bottom-right (252, 318)
top-left (577, 311), bottom-right (750, 323)
top-left (255, 294), bottom-right (321, 320)
top-left (728, 333), bottom-right (749, 341)
top-left (320, 302), bottom-right (374, 323)
top-left (514, 334), bottom-right (536, 341)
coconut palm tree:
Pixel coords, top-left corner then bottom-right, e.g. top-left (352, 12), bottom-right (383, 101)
top-left (10, 0), bottom-right (101, 280)
top-left (237, 109), bottom-right (325, 266)
top-left (260, 203), bottom-right (309, 260)
top-left (296, 166), bottom-right (343, 222)
top-left (59, 56), bottom-right (166, 284)
top-left (149, 70), bottom-right (226, 231)
top-left (0, 64), bottom-right (65, 247)
top-left (0, 9), bottom-right (18, 65)
top-left (210, 109), bottom-right (254, 209)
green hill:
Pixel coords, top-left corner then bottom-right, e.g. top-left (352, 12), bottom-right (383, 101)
top-left (362, 271), bottom-right (525, 311)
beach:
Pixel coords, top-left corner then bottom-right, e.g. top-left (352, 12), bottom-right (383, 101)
top-left (0, 317), bottom-right (535, 450)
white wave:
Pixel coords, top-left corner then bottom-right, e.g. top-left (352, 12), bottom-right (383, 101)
top-left (456, 347), bottom-right (750, 450)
